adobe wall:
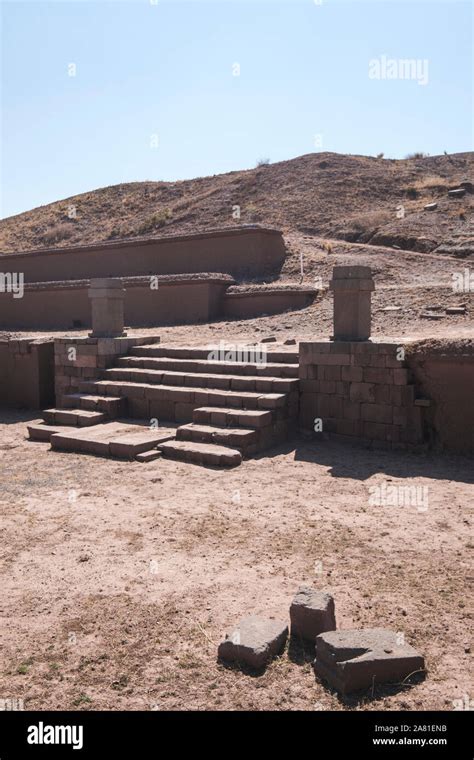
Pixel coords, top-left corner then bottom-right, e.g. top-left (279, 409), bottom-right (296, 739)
top-left (0, 338), bottom-right (54, 409)
top-left (0, 275), bottom-right (233, 330)
top-left (405, 341), bottom-right (474, 454)
top-left (299, 340), bottom-right (425, 449)
top-left (0, 226), bottom-right (285, 283)
top-left (222, 287), bottom-right (316, 319)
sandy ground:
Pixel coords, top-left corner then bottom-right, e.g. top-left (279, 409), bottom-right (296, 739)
top-left (0, 407), bottom-right (472, 712)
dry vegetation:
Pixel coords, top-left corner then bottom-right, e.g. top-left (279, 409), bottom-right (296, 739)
top-left (1, 152), bottom-right (473, 258)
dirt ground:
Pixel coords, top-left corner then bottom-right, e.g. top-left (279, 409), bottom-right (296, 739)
top-left (0, 402), bottom-right (472, 711)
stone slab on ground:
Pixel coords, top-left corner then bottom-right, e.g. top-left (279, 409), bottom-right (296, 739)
top-left (28, 422), bottom-right (79, 442)
top-left (135, 449), bottom-right (162, 463)
top-left (158, 439), bottom-right (242, 467)
top-left (218, 615), bottom-right (288, 669)
top-left (50, 421), bottom-right (176, 459)
top-left (314, 628), bottom-right (425, 695)
top-left (290, 587), bottom-right (336, 641)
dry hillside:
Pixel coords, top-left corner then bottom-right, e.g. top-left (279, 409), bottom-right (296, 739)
top-left (1, 152), bottom-right (473, 258)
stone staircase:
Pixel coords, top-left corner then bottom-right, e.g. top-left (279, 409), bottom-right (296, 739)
top-left (28, 343), bottom-right (300, 467)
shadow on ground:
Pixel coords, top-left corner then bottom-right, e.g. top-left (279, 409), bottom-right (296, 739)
top-left (258, 435), bottom-right (474, 485)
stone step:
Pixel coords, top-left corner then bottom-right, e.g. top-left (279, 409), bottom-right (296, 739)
top-left (28, 422), bottom-right (79, 442)
top-left (78, 380), bottom-right (288, 411)
top-left (176, 423), bottom-right (257, 449)
top-left (62, 393), bottom-right (126, 416)
top-left (158, 439), bottom-right (242, 467)
top-left (50, 421), bottom-right (176, 459)
top-left (192, 407), bottom-right (272, 428)
top-left (130, 344), bottom-right (299, 364)
top-left (118, 355), bottom-right (299, 378)
top-left (105, 367), bottom-right (299, 393)
top-left (42, 408), bottom-right (106, 427)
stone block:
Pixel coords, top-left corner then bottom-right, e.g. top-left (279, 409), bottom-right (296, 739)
top-left (321, 365), bottom-right (342, 382)
top-left (314, 628), bottom-right (425, 695)
top-left (363, 367), bottom-right (394, 385)
top-left (361, 403), bottom-right (393, 424)
top-left (290, 589), bottom-right (336, 642)
top-left (393, 368), bottom-right (409, 386)
top-left (218, 616), bottom-right (288, 669)
top-left (341, 365), bottom-right (363, 383)
top-left (349, 382), bottom-right (376, 403)
top-left (343, 400), bottom-right (361, 420)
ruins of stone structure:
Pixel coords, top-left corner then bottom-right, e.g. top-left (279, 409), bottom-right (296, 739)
top-left (0, 227), bottom-right (315, 329)
top-left (22, 262), bottom-right (438, 465)
top-left (0, 229), bottom-right (472, 458)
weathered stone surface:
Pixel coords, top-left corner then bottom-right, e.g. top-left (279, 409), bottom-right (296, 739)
top-left (218, 616), bottom-right (288, 669)
top-left (314, 628), bottom-right (425, 695)
top-left (290, 588), bottom-right (336, 641)
top-left (135, 449), bottom-right (162, 463)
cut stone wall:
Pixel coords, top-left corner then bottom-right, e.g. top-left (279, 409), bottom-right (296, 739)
top-left (54, 335), bottom-right (160, 407)
top-left (299, 340), bottom-right (425, 448)
top-left (0, 338), bottom-right (54, 409)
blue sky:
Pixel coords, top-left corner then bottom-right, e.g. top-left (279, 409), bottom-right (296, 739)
top-left (1, 0), bottom-right (472, 219)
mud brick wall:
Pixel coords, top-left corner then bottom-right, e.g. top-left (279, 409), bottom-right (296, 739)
top-left (0, 338), bottom-right (54, 409)
top-left (299, 341), bottom-right (425, 448)
top-left (54, 335), bottom-right (160, 407)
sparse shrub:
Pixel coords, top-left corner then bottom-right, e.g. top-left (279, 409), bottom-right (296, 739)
top-left (73, 693), bottom-right (92, 706)
top-left (137, 209), bottom-right (172, 235)
top-left (39, 223), bottom-right (74, 246)
top-left (411, 174), bottom-right (447, 193)
top-left (348, 210), bottom-right (393, 232)
top-left (245, 203), bottom-right (261, 220)
top-left (376, 152), bottom-right (384, 159)
top-left (405, 152), bottom-right (429, 159)
top-left (405, 187), bottom-right (419, 199)
top-left (256, 157), bottom-right (270, 167)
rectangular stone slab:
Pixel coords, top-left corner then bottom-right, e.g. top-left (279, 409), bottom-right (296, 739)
top-left (314, 628), bottom-right (425, 695)
top-left (218, 616), bottom-right (288, 669)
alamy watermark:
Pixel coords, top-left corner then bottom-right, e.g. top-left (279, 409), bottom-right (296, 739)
top-left (0, 272), bottom-right (24, 299)
top-left (0, 697), bottom-right (24, 711)
top-left (207, 341), bottom-right (267, 366)
top-left (368, 481), bottom-right (429, 513)
top-left (369, 55), bottom-right (429, 86)
top-left (452, 268), bottom-right (473, 293)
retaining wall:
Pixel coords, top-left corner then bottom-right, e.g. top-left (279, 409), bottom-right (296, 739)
top-left (223, 287), bottom-right (316, 319)
top-left (0, 226), bottom-right (285, 282)
top-left (406, 341), bottom-right (474, 454)
top-left (299, 340), bottom-right (425, 448)
top-left (0, 275), bottom-right (233, 330)
top-left (0, 338), bottom-right (54, 409)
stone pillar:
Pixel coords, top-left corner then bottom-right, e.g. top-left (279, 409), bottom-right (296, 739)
top-left (329, 266), bottom-right (375, 341)
top-left (88, 278), bottom-right (126, 338)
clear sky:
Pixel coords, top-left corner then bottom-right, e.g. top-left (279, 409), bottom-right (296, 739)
top-left (1, 0), bottom-right (472, 219)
